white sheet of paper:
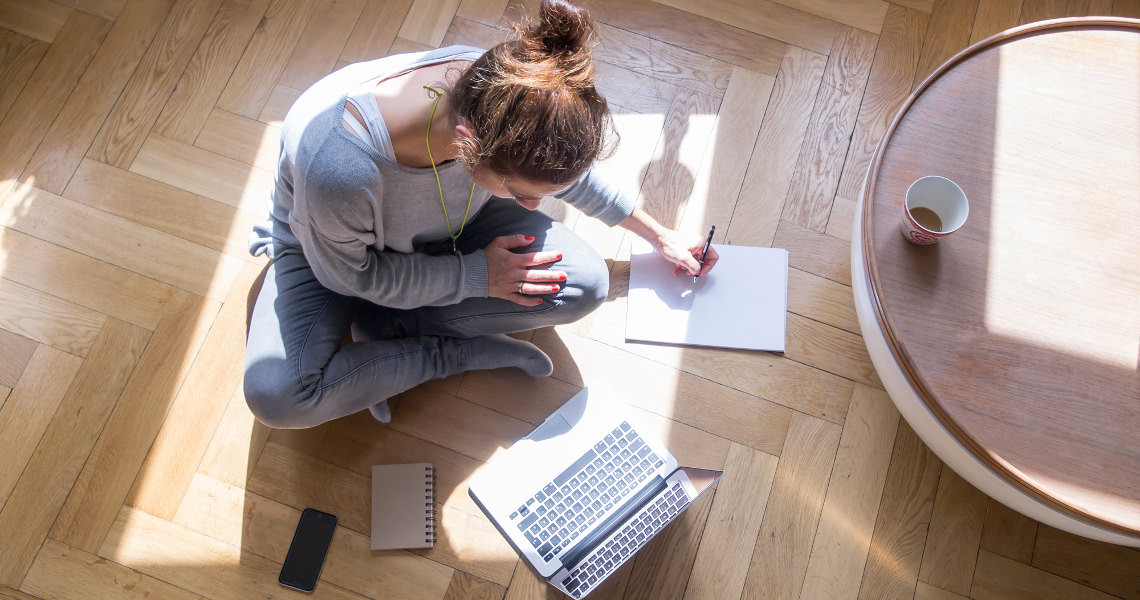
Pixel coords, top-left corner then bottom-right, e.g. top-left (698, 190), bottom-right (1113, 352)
top-left (626, 241), bottom-right (788, 351)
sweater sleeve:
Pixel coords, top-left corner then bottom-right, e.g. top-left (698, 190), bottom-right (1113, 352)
top-left (554, 165), bottom-right (637, 226)
top-left (290, 155), bottom-right (489, 309)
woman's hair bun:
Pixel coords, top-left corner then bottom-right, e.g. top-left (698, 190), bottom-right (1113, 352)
top-left (529, 0), bottom-right (593, 55)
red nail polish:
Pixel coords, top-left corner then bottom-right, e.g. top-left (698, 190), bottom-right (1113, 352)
top-left (524, 235), bottom-right (535, 241)
top-left (559, 274), bottom-right (567, 281)
top-left (555, 253), bottom-right (563, 260)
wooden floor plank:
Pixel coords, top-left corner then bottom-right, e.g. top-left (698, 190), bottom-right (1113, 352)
top-left (979, 497), bottom-right (1037, 563)
top-left (741, 412), bottom-right (843, 600)
top-left (440, 15), bottom-right (506, 48)
top-left (51, 0), bottom-right (126, 20)
top-left (257, 83), bottom-right (304, 124)
top-left (19, 0), bottom-right (174, 194)
top-left (725, 47), bottom-right (827, 248)
top-left (684, 443), bottom-right (779, 600)
top-left (649, 0), bottom-right (837, 53)
top-left (216, 0), bottom-right (319, 118)
top-left (594, 60), bottom-right (680, 116)
top-left (773, 219), bottom-right (852, 286)
top-left (968, 0), bottom-right (1021, 45)
top-left (0, 345), bottom-right (83, 512)
top-left (277, 0), bottom-right (366, 90)
top-left (398, 0), bottom-right (461, 46)
top-left (917, 468), bottom-right (988, 596)
top-left (99, 505), bottom-right (370, 600)
top-left (443, 571), bottom-right (505, 600)
top-left (1, 584), bottom-right (42, 600)
top-left (1030, 525), bottom-right (1140, 600)
top-left (0, 183), bottom-right (244, 301)
top-left (834, 4), bottom-right (928, 203)
top-left (0, 278), bottom-right (106, 357)
top-left (152, 0), bottom-right (270, 144)
top-left (0, 0), bottom-right (72, 44)
top-left (456, 0), bottom-right (508, 26)
top-left (785, 312), bottom-right (881, 388)
top-left (594, 23), bottom-right (733, 99)
top-left (915, 582), bottom-right (970, 600)
top-left (778, 0), bottom-right (891, 32)
top-left (196, 384), bottom-right (271, 489)
top-left (913, 0), bottom-right (980, 88)
top-left (50, 291), bottom-right (219, 553)
top-left (856, 420), bottom-right (942, 600)
top-left (578, 0), bottom-right (786, 76)
top-left (781, 26), bottom-right (877, 233)
top-left (174, 473), bottom-right (455, 600)
top-left (798, 385), bottom-right (900, 600)
top-left (62, 159), bottom-right (263, 263)
top-left (194, 108), bottom-right (283, 172)
top-left (0, 226), bottom-right (176, 330)
top-left (0, 320), bottom-right (150, 588)
top-left (0, 328), bottom-right (37, 389)
top-left (1020, 0), bottom-right (1071, 23)
top-left (972, 550), bottom-right (1120, 600)
top-left (825, 196), bottom-right (857, 241)
top-left (124, 262), bottom-right (261, 519)
top-left (0, 30), bottom-right (48, 125)
top-left (0, 9), bottom-right (109, 199)
top-left (339, 0), bottom-right (415, 64)
top-left (677, 67), bottom-right (774, 239)
top-left (635, 88), bottom-right (720, 230)
top-left (788, 267), bottom-right (860, 335)
top-left (129, 134), bottom-right (276, 214)
top-left (85, 0), bottom-right (223, 170)
top-left (21, 539), bottom-right (204, 600)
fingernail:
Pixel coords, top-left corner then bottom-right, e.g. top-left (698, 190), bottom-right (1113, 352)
top-left (555, 253), bottom-right (563, 260)
top-left (559, 274), bottom-right (567, 281)
top-left (524, 235), bottom-right (535, 241)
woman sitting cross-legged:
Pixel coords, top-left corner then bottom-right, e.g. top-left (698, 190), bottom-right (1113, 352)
top-left (244, 0), bottom-right (719, 429)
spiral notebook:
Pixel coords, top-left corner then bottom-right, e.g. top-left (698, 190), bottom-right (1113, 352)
top-left (370, 463), bottom-right (435, 550)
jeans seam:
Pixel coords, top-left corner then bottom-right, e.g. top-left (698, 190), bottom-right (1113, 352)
top-left (316, 346), bottom-right (426, 391)
top-left (437, 298), bottom-right (561, 328)
top-left (296, 293), bottom-right (339, 393)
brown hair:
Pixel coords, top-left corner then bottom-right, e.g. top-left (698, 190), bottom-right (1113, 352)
top-left (448, 0), bottom-right (616, 185)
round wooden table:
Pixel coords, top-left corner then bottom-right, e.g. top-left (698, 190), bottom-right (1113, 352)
top-left (852, 18), bottom-right (1140, 546)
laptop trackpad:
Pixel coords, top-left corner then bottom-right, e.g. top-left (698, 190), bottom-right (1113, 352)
top-left (528, 414), bottom-right (573, 442)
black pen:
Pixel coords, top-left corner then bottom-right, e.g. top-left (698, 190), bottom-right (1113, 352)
top-left (693, 225), bottom-right (715, 284)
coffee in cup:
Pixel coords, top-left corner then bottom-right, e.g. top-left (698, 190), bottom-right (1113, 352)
top-left (902, 176), bottom-right (968, 245)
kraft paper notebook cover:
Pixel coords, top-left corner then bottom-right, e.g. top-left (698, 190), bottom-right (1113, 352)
top-left (371, 463), bottom-right (435, 550)
top-left (626, 240), bottom-right (789, 352)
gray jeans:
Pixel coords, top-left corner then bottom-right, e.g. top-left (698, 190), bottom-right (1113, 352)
top-left (244, 199), bottom-right (609, 428)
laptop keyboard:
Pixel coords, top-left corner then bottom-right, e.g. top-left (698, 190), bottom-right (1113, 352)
top-left (509, 421), bottom-right (665, 562)
top-left (562, 480), bottom-right (689, 598)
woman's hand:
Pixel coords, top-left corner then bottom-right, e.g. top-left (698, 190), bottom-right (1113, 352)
top-left (484, 234), bottom-right (567, 306)
top-left (655, 229), bottom-right (719, 278)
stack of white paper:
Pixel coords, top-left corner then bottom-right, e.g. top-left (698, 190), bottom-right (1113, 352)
top-left (626, 241), bottom-right (789, 352)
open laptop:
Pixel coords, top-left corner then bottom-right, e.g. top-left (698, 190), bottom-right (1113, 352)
top-left (469, 387), bottom-right (723, 598)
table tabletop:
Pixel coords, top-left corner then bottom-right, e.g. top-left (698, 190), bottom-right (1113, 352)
top-left (861, 18), bottom-right (1140, 536)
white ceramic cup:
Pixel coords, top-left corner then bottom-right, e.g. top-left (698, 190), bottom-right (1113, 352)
top-left (901, 176), bottom-right (969, 245)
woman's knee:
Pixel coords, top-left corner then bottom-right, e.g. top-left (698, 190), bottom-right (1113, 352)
top-left (557, 253), bottom-right (609, 321)
top-left (243, 360), bottom-right (317, 429)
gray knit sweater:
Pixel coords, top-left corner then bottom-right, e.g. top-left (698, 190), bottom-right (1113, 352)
top-left (249, 46), bottom-right (636, 309)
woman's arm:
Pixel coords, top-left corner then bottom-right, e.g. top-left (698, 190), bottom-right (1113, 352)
top-left (618, 207), bottom-right (719, 277)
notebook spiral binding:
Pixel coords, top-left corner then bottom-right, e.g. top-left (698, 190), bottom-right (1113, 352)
top-left (425, 465), bottom-right (436, 545)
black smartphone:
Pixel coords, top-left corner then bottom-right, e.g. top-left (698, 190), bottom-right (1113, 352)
top-left (278, 508), bottom-right (338, 593)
